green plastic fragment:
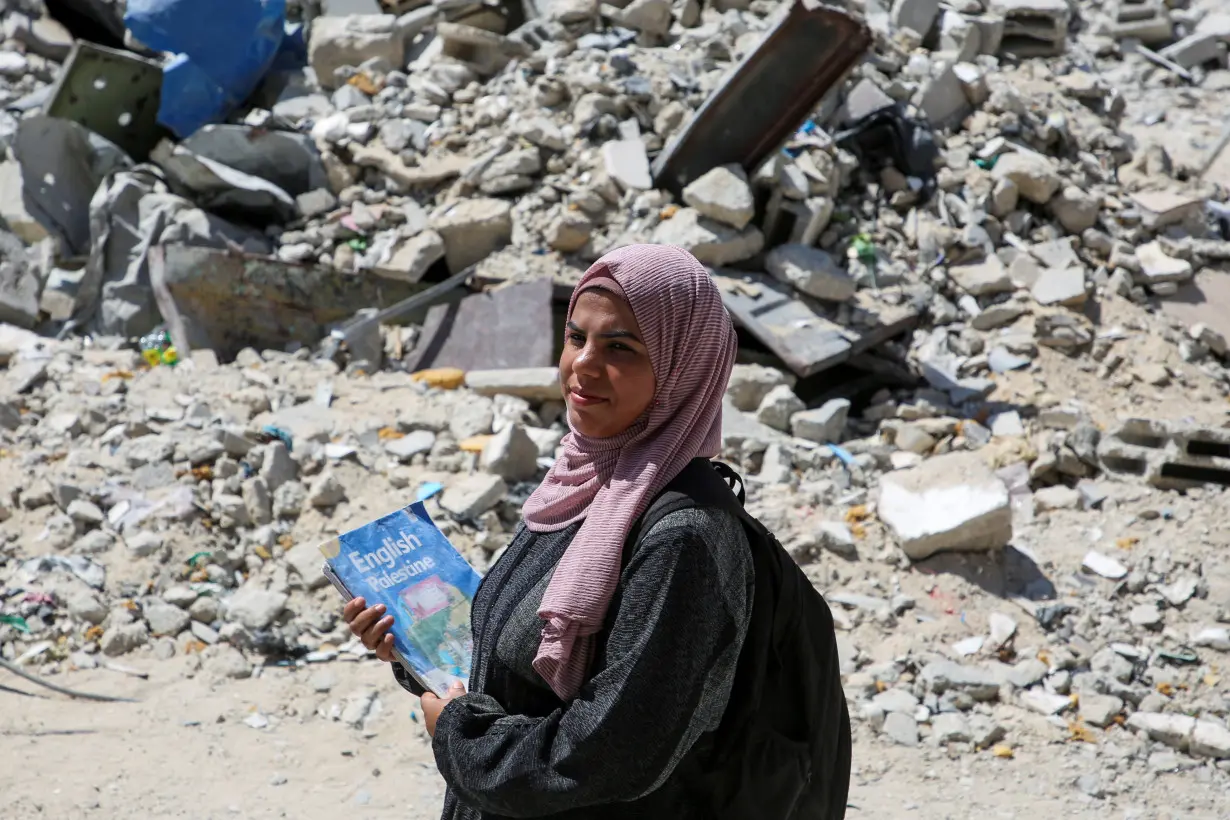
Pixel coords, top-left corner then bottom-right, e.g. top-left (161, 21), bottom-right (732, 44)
top-left (0, 614), bottom-right (30, 633)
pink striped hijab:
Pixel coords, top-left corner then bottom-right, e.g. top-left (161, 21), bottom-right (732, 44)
top-left (522, 243), bottom-right (737, 700)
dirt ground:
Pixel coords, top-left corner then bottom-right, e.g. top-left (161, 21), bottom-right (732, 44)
top-left (1, 653), bottom-right (1223, 820)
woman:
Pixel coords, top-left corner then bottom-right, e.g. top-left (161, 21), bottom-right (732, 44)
top-left (343, 244), bottom-right (845, 819)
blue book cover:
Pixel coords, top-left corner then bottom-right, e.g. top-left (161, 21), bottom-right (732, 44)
top-left (319, 501), bottom-right (481, 697)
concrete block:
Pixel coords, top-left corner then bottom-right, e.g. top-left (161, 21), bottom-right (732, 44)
top-left (1159, 33), bottom-right (1226, 69)
top-left (1098, 417), bottom-right (1230, 490)
top-left (916, 63), bottom-right (971, 128)
top-left (465, 368), bottom-right (561, 401)
top-left (877, 451), bottom-right (1012, 560)
top-left (891, 0), bottom-right (941, 37)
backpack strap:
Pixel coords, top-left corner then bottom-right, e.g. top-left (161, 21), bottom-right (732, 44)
top-left (623, 459), bottom-right (745, 558)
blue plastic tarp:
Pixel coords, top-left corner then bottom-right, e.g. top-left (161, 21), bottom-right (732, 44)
top-left (124, 0), bottom-right (288, 139)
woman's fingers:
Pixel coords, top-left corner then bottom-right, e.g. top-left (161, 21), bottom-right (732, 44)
top-left (346, 603), bottom-right (386, 637)
top-left (374, 631), bottom-right (396, 662)
top-left (361, 614), bottom-right (395, 650)
top-left (342, 597), bottom-right (367, 623)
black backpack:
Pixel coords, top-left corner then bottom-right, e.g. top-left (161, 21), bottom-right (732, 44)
top-left (627, 458), bottom-right (852, 820)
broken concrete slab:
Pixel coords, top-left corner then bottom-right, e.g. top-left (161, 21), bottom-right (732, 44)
top-left (309, 14), bottom-right (405, 90)
top-left (1031, 266), bottom-right (1087, 306)
top-left (652, 3), bottom-right (870, 195)
top-left (992, 151), bottom-right (1060, 204)
top-left (877, 450), bottom-right (1013, 560)
top-left (12, 116), bottom-right (133, 256)
top-left (917, 63), bottom-right (971, 128)
top-left (765, 243), bottom-right (856, 302)
top-left (464, 368), bottom-right (561, 401)
top-left (0, 161), bottom-right (49, 246)
top-left (682, 164), bottom-right (755, 230)
top-left (602, 139), bottom-right (653, 191)
top-left (713, 269), bottom-right (918, 378)
top-left (149, 245), bottom-right (421, 362)
top-left (404, 278), bottom-right (555, 373)
top-left (180, 126), bottom-right (329, 198)
top-left (991, 0), bottom-right (1068, 57)
top-left (652, 208), bottom-right (764, 266)
top-left (151, 140), bottom-right (298, 226)
top-left (1136, 241), bottom-right (1194, 285)
top-left (891, 0), bottom-right (940, 37)
top-left (430, 198), bottom-right (513, 273)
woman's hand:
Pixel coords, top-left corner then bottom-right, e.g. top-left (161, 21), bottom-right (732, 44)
top-left (422, 681), bottom-right (467, 737)
top-left (342, 597), bottom-right (396, 662)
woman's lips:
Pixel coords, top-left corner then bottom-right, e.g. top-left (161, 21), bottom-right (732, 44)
top-left (568, 387), bottom-right (607, 407)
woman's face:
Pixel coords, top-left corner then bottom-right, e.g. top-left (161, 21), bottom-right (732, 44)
top-left (559, 288), bottom-right (656, 438)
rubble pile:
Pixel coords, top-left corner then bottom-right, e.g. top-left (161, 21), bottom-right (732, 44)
top-left (0, 0), bottom-right (1229, 812)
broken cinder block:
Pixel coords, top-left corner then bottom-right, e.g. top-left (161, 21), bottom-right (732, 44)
top-left (877, 451), bottom-right (1013, 560)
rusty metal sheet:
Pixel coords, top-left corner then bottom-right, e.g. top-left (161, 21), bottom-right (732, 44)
top-left (712, 269), bottom-right (918, 378)
top-left (149, 244), bottom-right (424, 361)
top-left (651, 1), bottom-right (871, 195)
top-left (405, 278), bottom-right (556, 372)
top-left (44, 42), bottom-right (165, 161)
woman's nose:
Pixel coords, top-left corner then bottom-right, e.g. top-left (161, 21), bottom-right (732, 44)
top-left (572, 341), bottom-right (602, 375)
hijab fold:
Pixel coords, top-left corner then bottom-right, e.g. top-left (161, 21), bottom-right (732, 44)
top-left (522, 244), bottom-right (737, 700)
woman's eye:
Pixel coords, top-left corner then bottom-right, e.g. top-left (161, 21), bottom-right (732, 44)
top-left (567, 332), bottom-right (584, 344)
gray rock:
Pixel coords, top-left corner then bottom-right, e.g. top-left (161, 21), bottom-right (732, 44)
top-left (213, 493), bottom-right (250, 526)
top-left (601, 139), bottom-right (652, 190)
top-left (1031, 267), bottom-right (1086, 306)
top-left (481, 424), bottom-right (539, 482)
top-left (261, 442), bottom-right (298, 492)
top-left (431, 198), bottom-right (513, 273)
top-left (224, 585), bottom-right (288, 631)
top-left (145, 601), bottom-right (191, 637)
top-left (205, 645), bottom-right (252, 679)
top-left (273, 482), bottom-right (307, 518)
top-left (1191, 720), bottom-right (1230, 759)
top-left (1078, 694), bottom-right (1123, 728)
top-left (765, 244), bottom-right (857, 302)
top-left (1006, 658), bottom-right (1047, 689)
top-left (1050, 186), bottom-right (1100, 233)
top-left (66, 588), bottom-right (107, 625)
top-left (100, 621), bottom-right (149, 656)
top-left (545, 212), bottom-right (593, 254)
top-left (72, 530), bottom-right (115, 554)
top-left (65, 499), bottom-right (104, 526)
top-left (726, 364), bottom-right (790, 412)
top-left (1127, 712), bottom-right (1196, 751)
top-left (921, 660), bottom-right (1001, 701)
top-left (1129, 603), bottom-right (1163, 630)
top-left (127, 531), bottom-right (165, 558)
top-left (872, 687), bottom-right (919, 714)
top-left (755, 384), bottom-right (805, 432)
top-left (441, 474), bottom-right (507, 519)
top-left (882, 711), bottom-right (919, 746)
top-left (992, 152), bottom-right (1060, 204)
top-left (682, 164), bottom-right (755, 230)
top-left (949, 256), bottom-right (1013, 296)
top-left (892, 0), bottom-right (941, 36)
top-left (309, 15), bottom-right (403, 91)
top-left (386, 430), bottom-right (436, 462)
top-left (242, 477), bottom-right (273, 526)
top-left (652, 208), bottom-right (764, 267)
top-left (189, 596), bottom-right (220, 624)
top-left (308, 471), bottom-right (346, 508)
top-left (932, 712), bottom-right (972, 744)
top-left (791, 399), bottom-right (850, 444)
